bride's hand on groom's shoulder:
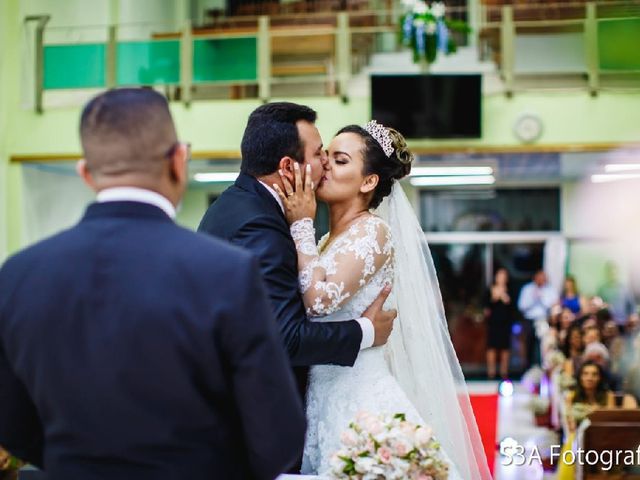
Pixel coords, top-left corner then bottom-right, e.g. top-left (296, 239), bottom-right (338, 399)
top-left (363, 285), bottom-right (397, 347)
top-left (273, 162), bottom-right (317, 225)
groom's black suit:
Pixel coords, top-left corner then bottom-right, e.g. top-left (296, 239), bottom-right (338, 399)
top-left (198, 173), bottom-right (362, 396)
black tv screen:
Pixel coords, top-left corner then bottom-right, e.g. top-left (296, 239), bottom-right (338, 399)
top-left (371, 74), bottom-right (482, 139)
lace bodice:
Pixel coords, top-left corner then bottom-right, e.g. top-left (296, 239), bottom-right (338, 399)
top-left (290, 215), bottom-right (394, 319)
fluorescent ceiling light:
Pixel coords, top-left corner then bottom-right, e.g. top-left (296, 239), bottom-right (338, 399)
top-left (604, 163), bottom-right (640, 173)
top-left (410, 166), bottom-right (493, 177)
top-left (410, 175), bottom-right (496, 187)
top-left (591, 173), bottom-right (640, 183)
top-left (193, 172), bottom-right (239, 182)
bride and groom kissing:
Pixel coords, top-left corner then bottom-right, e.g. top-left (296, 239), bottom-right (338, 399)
top-left (0, 89), bottom-right (490, 480)
top-left (199, 102), bottom-right (490, 479)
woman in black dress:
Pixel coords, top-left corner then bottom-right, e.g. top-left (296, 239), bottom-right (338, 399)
top-left (485, 268), bottom-right (516, 379)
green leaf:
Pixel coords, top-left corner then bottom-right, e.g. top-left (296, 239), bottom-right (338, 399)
top-left (393, 413), bottom-right (407, 421)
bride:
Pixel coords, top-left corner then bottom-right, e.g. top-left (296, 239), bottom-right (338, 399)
top-left (273, 121), bottom-right (491, 479)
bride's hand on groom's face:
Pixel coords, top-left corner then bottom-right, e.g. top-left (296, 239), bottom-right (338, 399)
top-left (274, 162), bottom-right (317, 225)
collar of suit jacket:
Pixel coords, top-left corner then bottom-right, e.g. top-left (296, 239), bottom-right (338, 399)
top-left (235, 173), bottom-right (285, 219)
top-left (96, 187), bottom-right (176, 219)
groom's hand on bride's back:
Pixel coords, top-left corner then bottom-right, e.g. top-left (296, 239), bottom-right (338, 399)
top-left (363, 285), bottom-right (397, 347)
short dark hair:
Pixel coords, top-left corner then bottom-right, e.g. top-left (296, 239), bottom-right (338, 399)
top-left (240, 102), bottom-right (317, 176)
top-left (80, 88), bottom-right (177, 176)
top-left (335, 125), bottom-right (413, 209)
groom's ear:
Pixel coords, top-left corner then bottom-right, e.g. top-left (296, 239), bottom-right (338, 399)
top-left (278, 156), bottom-right (297, 183)
top-left (361, 174), bottom-right (379, 194)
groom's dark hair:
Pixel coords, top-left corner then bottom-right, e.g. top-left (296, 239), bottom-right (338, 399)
top-left (240, 102), bottom-right (317, 176)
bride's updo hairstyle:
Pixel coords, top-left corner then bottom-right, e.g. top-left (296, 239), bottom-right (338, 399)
top-left (336, 123), bottom-right (414, 209)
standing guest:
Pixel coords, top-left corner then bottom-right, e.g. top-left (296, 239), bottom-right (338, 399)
top-left (559, 276), bottom-right (585, 315)
top-left (484, 268), bottom-right (516, 379)
top-left (597, 262), bottom-right (636, 326)
top-left (0, 88), bottom-right (305, 480)
top-left (518, 270), bottom-right (559, 367)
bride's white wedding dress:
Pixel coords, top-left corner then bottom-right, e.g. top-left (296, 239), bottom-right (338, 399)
top-left (292, 215), bottom-right (462, 478)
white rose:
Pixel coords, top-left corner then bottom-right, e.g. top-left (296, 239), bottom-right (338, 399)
top-left (413, 1), bottom-right (428, 14)
top-left (426, 21), bottom-right (437, 35)
top-left (354, 456), bottom-right (377, 473)
top-left (415, 426), bottom-right (433, 446)
top-left (431, 1), bottom-right (446, 17)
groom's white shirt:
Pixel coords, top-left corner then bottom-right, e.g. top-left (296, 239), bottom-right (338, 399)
top-left (97, 187), bottom-right (176, 219)
top-left (259, 180), bottom-right (375, 350)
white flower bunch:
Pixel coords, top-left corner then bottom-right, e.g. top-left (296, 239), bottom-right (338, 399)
top-left (529, 395), bottom-right (550, 415)
top-left (330, 411), bottom-right (449, 480)
top-left (544, 350), bottom-right (566, 371)
top-left (559, 371), bottom-right (577, 391)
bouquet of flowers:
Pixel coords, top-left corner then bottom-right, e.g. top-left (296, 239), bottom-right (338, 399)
top-left (570, 402), bottom-right (596, 424)
top-left (0, 446), bottom-right (24, 472)
top-left (330, 411), bottom-right (449, 479)
top-left (558, 371), bottom-right (576, 392)
top-left (529, 394), bottom-right (550, 415)
top-left (398, 0), bottom-right (470, 64)
top-left (543, 350), bottom-right (566, 371)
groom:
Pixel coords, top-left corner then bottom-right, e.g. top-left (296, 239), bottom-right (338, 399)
top-left (198, 102), bottom-right (396, 395)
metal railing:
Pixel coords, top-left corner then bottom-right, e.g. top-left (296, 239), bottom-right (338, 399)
top-left (27, 1), bottom-right (640, 112)
top-left (478, 0), bottom-right (640, 95)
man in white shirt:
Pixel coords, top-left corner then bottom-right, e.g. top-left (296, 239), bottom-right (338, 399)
top-left (518, 269), bottom-right (559, 367)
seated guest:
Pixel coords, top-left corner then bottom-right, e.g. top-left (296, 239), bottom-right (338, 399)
top-left (602, 319), bottom-right (626, 375)
top-left (583, 325), bottom-right (601, 346)
top-left (583, 341), bottom-right (623, 391)
top-left (562, 323), bottom-right (584, 378)
top-left (557, 360), bottom-right (637, 479)
top-left (557, 307), bottom-right (576, 346)
top-left (623, 335), bottom-right (640, 404)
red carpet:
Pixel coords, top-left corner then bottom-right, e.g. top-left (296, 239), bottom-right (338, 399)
top-left (470, 393), bottom-right (498, 477)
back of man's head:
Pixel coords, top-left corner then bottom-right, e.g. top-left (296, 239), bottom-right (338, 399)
top-left (80, 88), bottom-right (177, 178)
top-left (240, 102), bottom-right (316, 176)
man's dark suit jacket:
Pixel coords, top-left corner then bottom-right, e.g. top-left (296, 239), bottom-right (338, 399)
top-left (198, 173), bottom-right (362, 394)
top-left (0, 201), bottom-right (305, 480)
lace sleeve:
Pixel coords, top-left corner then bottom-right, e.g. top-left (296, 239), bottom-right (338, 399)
top-left (290, 216), bottom-right (393, 316)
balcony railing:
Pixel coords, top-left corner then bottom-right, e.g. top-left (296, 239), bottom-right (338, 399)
top-left (25, 0), bottom-right (640, 112)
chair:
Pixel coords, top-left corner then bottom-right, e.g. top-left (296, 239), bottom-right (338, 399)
top-left (578, 409), bottom-right (640, 479)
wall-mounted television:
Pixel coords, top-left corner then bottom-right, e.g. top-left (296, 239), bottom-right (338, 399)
top-left (371, 74), bottom-right (482, 139)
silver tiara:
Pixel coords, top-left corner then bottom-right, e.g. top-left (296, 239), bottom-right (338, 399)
top-left (363, 120), bottom-right (393, 157)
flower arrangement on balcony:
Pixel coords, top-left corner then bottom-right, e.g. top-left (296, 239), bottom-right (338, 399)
top-left (399, 0), bottom-right (470, 66)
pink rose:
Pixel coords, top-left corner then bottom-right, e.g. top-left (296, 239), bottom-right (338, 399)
top-left (364, 417), bottom-right (384, 435)
top-left (394, 441), bottom-right (409, 456)
top-left (377, 447), bottom-right (392, 464)
top-left (340, 429), bottom-right (358, 447)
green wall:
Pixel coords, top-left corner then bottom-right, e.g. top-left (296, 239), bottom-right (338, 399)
top-left (7, 92), bottom-right (640, 158)
top-left (1, 0), bottom-right (20, 261)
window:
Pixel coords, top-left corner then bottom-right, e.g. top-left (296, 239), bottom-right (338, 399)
top-left (420, 187), bottom-right (560, 232)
